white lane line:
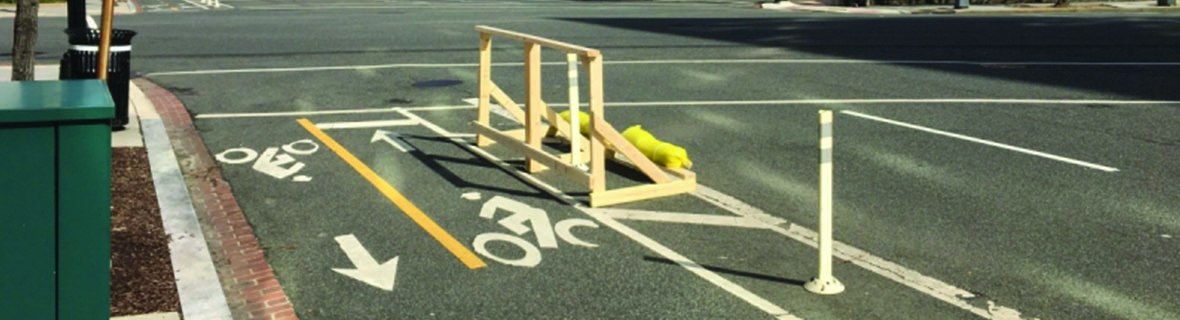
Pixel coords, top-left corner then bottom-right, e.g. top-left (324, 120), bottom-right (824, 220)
top-left (394, 108), bottom-right (801, 320)
top-left (597, 99), bottom-right (1180, 107)
top-left (840, 110), bottom-right (1120, 172)
top-left (194, 107), bottom-right (453, 119)
top-left (693, 186), bottom-right (1027, 320)
top-left (316, 119), bottom-right (419, 130)
top-left (589, 208), bottom-right (774, 229)
top-left (193, 98), bottom-right (1180, 119)
top-left (145, 59), bottom-right (1180, 77)
top-left (178, 0), bottom-right (208, 9)
top-left (578, 208), bottom-right (801, 320)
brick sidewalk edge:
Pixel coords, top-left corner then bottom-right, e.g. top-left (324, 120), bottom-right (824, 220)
top-left (135, 78), bottom-right (298, 320)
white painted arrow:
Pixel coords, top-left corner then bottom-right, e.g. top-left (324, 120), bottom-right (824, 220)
top-left (332, 234), bottom-right (400, 291)
top-left (370, 130), bottom-right (416, 152)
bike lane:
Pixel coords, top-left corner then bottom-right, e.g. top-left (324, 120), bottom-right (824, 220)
top-left (193, 114), bottom-right (774, 319)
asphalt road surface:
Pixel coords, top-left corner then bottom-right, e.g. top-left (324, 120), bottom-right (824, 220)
top-left (5, 2), bottom-right (1180, 319)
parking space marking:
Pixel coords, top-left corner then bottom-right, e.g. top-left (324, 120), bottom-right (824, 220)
top-left (316, 119), bottom-right (420, 130)
top-left (589, 208), bottom-right (774, 229)
top-left (398, 106), bottom-right (1033, 319)
top-left (393, 108), bottom-right (801, 319)
top-left (145, 59), bottom-right (1180, 77)
top-left (296, 118), bottom-right (488, 269)
top-left (841, 110), bottom-right (1120, 172)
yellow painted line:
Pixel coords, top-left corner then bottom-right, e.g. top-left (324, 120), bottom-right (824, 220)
top-left (297, 118), bottom-right (487, 269)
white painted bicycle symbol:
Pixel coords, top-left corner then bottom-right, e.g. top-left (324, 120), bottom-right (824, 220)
top-left (471, 196), bottom-right (599, 268)
top-left (215, 139), bottom-right (320, 182)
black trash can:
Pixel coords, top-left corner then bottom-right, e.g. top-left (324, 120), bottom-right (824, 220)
top-left (59, 28), bottom-right (138, 130)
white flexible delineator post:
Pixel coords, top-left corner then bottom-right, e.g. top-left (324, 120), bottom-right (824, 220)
top-left (804, 110), bottom-right (845, 295)
top-left (567, 53), bottom-right (583, 169)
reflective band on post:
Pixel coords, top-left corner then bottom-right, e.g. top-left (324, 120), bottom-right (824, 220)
top-left (69, 45), bottom-right (132, 52)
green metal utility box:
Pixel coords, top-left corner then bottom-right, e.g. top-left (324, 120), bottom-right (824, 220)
top-left (0, 80), bottom-right (114, 319)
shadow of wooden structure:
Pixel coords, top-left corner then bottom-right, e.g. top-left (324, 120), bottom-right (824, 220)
top-left (470, 25), bottom-right (696, 207)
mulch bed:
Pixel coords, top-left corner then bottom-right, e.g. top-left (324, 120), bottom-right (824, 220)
top-left (111, 147), bottom-right (181, 317)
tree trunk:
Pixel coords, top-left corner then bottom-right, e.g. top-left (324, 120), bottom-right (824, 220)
top-left (11, 0), bottom-right (39, 81)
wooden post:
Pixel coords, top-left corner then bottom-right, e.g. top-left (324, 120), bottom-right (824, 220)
top-left (584, 55), bottom-right (606, 193)
top-left (567, 53), bottom-right (582, 167)
top-left (524, 42), bottom-right (544, 173)
top-left (477, 33), bottom-right (493, 147)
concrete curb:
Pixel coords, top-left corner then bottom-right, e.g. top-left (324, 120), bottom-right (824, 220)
top-left (111, 312), bottom-right (181, 320)
top-left (138, 83), bottom-right (235, 320)
top-left (136, 78), bottom-right (299, 320)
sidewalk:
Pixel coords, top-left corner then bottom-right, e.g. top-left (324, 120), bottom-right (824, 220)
top-left (0, 0), bottom-right (140, 19)
top-left (759, 0), bottom-right (1179, 14)
top-left (0, 65), bottom-right (232, 320)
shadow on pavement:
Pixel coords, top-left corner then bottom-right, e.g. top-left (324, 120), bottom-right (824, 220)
top-left (560, 16), bottom-right (1180, 101)
top-left (644, 256), bottom-right (809, 286)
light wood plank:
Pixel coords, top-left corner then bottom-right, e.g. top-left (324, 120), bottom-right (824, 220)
top-left (476, 25), bottom-right (600, 58)
top-left (470, 122), bottom-right (591, 186)
top-left (591, 121), bottom-right (670, 184)
top-left (489, 83), bottom-right (525, 123)
top-left (607, 152), bottom-right (696, 183)
top-left (590, 179), bottom-right (697, 208)
top-left (477, 33), bottom-right (493, 147)
top-left (524, 42), bottom-right (544, 173)
top-left (585, 55), bottom-right (607, 193)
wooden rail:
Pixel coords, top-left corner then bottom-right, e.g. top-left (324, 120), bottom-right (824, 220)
top-left (471, 25), bottom-right (695, 207)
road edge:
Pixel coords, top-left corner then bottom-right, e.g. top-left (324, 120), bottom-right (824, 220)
top-left (136, 78), bottom-right (299, 320)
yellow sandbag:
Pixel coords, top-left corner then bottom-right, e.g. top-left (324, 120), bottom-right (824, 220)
top-left (558, 110), bottom-right (592, 136)
top-left (621, 125), bottom-right (693, 169)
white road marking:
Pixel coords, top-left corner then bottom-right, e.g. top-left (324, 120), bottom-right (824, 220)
top-left (472, 232), bottom-right (542, 267)
top-left (554, 219), bottom-right (599, 248)
top-left (145, 59), bottom-right (1180, 77)
top-left (317, 119), bottom-right (419, 130)
top-left (840, 110), bottom-right (1120, 172)
top-left (179, 0), bottom-right (209, 10)
top-left (395, 108), bottom-right (801, 320)
top-left (194, 107), bottom-right (419, 119)
top-left (579, 207), bottom-right (802, 320)
top-left (693, 185), bottom-right (1027, 320)
top-left (332, 234), bottom-right (401, 291)
top-left (192, 98), bottom-right (1180, 119)
top-left (371, 130), bottom-right (416, 153)
top-left (463, 98), bottom-right (518, 121)
top-left (251, 147), bottom-right (307, 179)
top-left (589, 208), bottom-right (774, 229)
top-left (281, 139), bottom-right (320, 155)
top-left (480, 196), bottom-right (559, 249)
top-left (214, 148), bottom-right (257, 164)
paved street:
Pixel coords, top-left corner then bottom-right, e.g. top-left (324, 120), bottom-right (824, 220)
top-left (5, 1), bottom-right (1180, 319)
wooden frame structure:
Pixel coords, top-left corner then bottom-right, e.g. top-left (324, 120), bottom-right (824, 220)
top-left (471, 25), bottom-right (696, 207)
